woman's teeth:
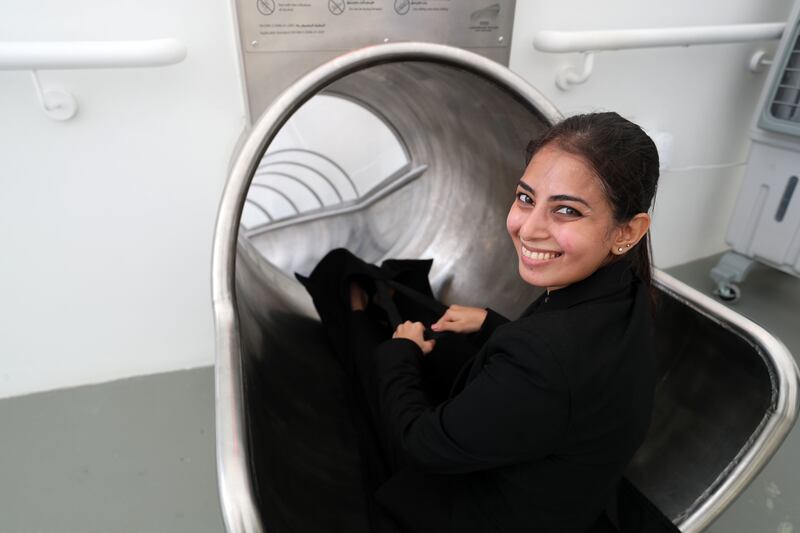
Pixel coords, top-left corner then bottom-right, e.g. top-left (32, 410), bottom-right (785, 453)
top-left (521, 246), bottom-right (561, 260)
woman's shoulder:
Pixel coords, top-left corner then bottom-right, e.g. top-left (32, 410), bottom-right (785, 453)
top-left (488, 289), bottom-right (651, 366)
top-left (493, 305), bottom-right (590, 342)
top-left (483, 317), bottom-right (565, 372)
top-left (485, 314), bottom-right (570, 372)
top-left (477, 321), bottom-right (569, 392)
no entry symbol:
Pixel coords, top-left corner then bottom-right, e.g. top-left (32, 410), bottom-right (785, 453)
top-left (257, 0), bottom-right (275, 16)
top-left (328, 0), bottom-right (345, 15)
top-left (394, 0), bottom-right (410, 15)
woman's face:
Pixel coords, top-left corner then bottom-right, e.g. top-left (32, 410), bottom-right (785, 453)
top-left (506, 144), bottom-right (619, 291)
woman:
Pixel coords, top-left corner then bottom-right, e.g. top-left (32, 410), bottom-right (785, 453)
top-left (304, 112), bottom-right (661, 532)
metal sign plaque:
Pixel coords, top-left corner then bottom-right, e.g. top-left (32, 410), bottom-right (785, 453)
top-left (240, 0), bottom-right (515, 52)
top-left (234, 0), bottom-right (516, 121)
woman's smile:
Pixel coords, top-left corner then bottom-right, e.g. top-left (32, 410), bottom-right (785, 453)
top-left (520, 244), bottom-right (563, 263)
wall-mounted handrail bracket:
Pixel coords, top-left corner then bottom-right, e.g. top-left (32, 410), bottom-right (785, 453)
top-left (749, 49), bottom-right (774, 73)
top-left (30, 70), bottom-right (78, 121)
top-left (556, 52), bottom-right (594, 91)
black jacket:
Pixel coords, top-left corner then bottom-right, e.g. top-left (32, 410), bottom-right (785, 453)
top-left (373, 259), bottom-right (656, 533)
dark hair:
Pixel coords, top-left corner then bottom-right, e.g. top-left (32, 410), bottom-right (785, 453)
top-left (525, 112), bottom-right (660, 291)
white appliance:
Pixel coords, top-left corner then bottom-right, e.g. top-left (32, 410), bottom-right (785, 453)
top-left (712, 1), bottom-right (800, 301)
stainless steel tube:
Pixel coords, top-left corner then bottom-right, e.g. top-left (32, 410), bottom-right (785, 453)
top-left (211, 43), bottom-right (798, 533)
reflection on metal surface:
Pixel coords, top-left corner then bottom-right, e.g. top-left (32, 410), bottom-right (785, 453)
top-left (244, 163), bottom-right (428, 237)
top-left (212, 43), bottom-right (799, 533)
top-left (241, 94), bottom-right (414, 234)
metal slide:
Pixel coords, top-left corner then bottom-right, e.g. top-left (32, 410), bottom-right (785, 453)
top-left (212, 43), bottom-right (799, 533)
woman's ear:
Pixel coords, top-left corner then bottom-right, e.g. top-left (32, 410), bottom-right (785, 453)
top-left (610, 213), bottom-right (651, 256)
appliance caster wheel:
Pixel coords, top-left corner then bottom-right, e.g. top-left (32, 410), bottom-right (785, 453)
top-left (716, 283), bottom-right (741, 303)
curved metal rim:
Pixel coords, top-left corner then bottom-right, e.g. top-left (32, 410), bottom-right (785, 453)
top-left (652, 269), bottom-right (799, 532)
top-left (210, 42), bottom-right (563, 533)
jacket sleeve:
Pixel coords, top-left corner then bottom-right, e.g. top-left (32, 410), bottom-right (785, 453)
top-left (470, 308), bottom-right (510, 347)
top-left (374, 327), bottom-right (569, 474)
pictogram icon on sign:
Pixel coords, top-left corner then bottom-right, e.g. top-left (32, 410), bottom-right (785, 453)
top-left (328, 0), bottom-right (346, 15)
top-left (394, 0), bottom-right (410, 15)
top-left (257, 0), bottom-right (275, 16)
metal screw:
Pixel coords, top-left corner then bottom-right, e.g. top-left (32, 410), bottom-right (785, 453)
top-left (498, 36), bottom-right (504, 43)
top-left (251, 40), bottom-right (259, 48)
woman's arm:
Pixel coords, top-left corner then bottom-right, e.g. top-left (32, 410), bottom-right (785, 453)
top-left (375, 327), bottom-right (569, 474)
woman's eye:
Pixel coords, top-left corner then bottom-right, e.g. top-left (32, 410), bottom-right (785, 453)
top-left (516, 192), bottom-right (533, 205)
top-left (555, 205), bottom-right (581, 216)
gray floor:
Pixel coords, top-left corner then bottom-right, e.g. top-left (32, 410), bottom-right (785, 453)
top-left (0, 367), bottom-right (225, 533)
top-left (0, 252), bottom-right (798, 532)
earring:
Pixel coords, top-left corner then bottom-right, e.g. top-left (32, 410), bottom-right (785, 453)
top-left (626, 243), bottom-right (632, 248)
top-left (617, 247), bottom-right (623, 253)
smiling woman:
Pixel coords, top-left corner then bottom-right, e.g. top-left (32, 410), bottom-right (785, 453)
top-left (299, 112), bottom-right (672, 533)
top-left (509, 113), bottom-right (657, 293)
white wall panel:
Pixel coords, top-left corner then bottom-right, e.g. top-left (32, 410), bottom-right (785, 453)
top-left (0, 1), bottom-right (248, 398)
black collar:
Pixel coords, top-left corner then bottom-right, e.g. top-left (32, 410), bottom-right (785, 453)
top-left (521, 259), bottom-right (636, 316)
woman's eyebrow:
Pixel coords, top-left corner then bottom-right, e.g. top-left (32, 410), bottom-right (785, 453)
top-left (516, 181), bottom-right (590, 207)
top-left (517, 180), bottom-right (534, 193)
top-left (549, 194), bottom-right (590, 207)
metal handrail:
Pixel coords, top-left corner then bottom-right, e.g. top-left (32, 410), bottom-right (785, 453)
top-left (0, 38), bottom-right (186, 70)
top-left (0, 39), bottom-right (186, 120)
top-left (533, 22), bottom-right (785, 90)
top-left (534, 23), bottom-right (784, 53)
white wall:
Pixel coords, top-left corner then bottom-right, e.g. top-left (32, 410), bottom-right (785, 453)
top-left (0, 1), bottom-right (247, 398)
top-left (508, 0), bottom-right (794, 268)
top-left (1, 1), bottom-right (794, 398)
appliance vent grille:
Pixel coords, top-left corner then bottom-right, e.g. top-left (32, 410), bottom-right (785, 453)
top-left (761, 22), bottom-right (800, 134)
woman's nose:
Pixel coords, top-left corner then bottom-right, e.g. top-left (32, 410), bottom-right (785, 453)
top-left (519, 207), bottom-right (549, 240)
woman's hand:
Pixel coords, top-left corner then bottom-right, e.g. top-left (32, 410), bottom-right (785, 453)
top-left (393, 321), bottom-right (436, 355)
top-left (430, 305), bottom-right (488, 334)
